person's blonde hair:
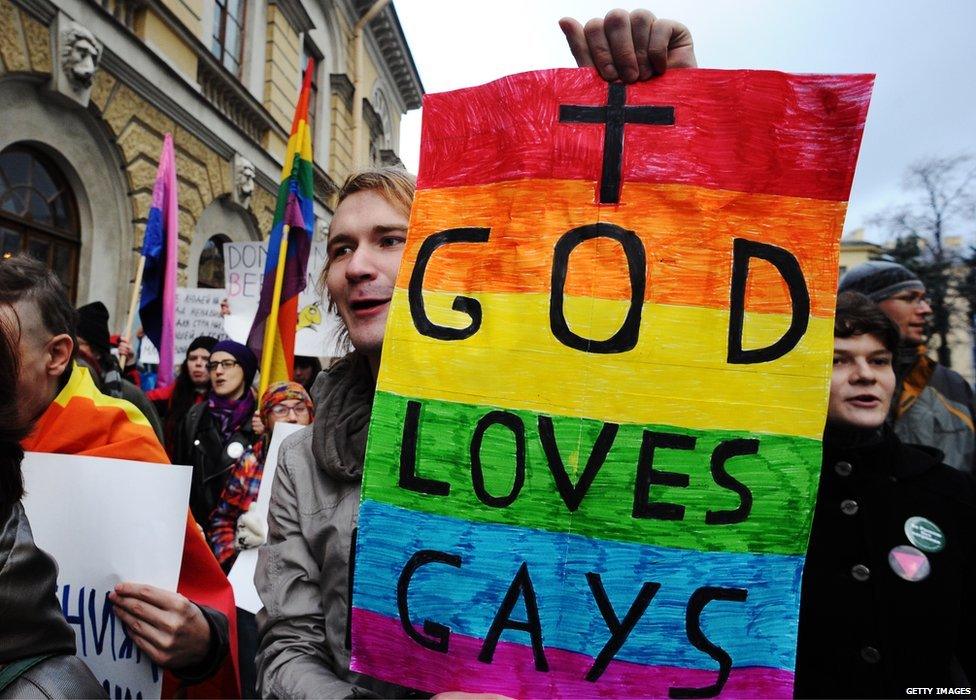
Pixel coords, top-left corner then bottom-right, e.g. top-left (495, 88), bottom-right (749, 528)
top-left (333, 167), bottom-right (416, 222)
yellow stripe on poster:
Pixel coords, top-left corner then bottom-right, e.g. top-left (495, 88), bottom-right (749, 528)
top-left (379, 290), bottom-right (832, 438)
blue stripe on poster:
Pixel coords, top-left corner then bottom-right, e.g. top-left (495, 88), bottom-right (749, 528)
top-left (354, 500), bottom-right (804, 671)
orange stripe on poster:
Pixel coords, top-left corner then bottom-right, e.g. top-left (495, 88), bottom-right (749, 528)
top-left (397, 180), bottom-right (846, 318)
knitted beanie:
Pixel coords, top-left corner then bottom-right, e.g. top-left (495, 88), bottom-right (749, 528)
top-left (210, 339), bottom-right (258, 388)
top-left (75, 301), bottom-right (112, 353)
top-left (260, 380), bottom-right (314, 424)
top-left (186, 335), bottom-right (219, 356)
top-left (838, 261), bottom-right (924, 302)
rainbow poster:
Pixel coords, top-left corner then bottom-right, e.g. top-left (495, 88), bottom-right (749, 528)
top-left (352, 68), bottom-right (873, 697)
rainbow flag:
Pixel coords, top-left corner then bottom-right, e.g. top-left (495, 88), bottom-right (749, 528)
top-left (351, 69), bottom-right (873, 697)
top-left (139, 132), bottom-right (178, 386)
top-left (247, 59), bottom-right (315, 398)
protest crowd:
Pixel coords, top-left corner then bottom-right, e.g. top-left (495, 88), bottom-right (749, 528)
top-left (1, 7), bottom-right (973, 700)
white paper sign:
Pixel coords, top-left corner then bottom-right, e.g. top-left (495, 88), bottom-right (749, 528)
top-left (139, 288), bottom-right (228, 365)
top-left (223, 241), bottom-right (345, 358)
top-left (21, 453), bottom-right (192, 699)
top-left (227, 421), bottom-right (304, 614)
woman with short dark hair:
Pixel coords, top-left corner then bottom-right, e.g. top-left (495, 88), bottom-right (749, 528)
top-left (147, 335), bottom-right (219, 458)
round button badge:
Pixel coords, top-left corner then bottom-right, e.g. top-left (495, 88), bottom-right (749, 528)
top-left (226, 441), bottom-right (245, 460)
top-left (888, 545), bottom-right (931, 582)
top-left (904, 516), bottom-right (945, 553)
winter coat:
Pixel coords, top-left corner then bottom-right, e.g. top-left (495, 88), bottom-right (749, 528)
top-left (894, 350), bottom-right (975, 473)
top-left (175, 402), bottom-right (256, 529)
top-left (794, 427), bottom-right (976, 698)
top-left (0, 502), bottom-right (106, 698)
top-left (255, 354), bottom-right (416, 699)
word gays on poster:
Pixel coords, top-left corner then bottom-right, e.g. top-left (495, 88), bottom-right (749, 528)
top-left (353, 68), bottom-right (872, 698)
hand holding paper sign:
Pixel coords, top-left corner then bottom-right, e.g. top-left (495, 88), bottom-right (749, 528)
top-left (560, 9), bottom-right (697, 82)
top-left (110, 584), bottom-right (213, 671)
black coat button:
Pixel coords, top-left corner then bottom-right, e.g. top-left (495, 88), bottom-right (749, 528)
top-left (840, 499), bottom-right (859, 515)
top-left (834, 461), bottom-right (853, 476)
top-left (860, 646), bottom-right (881, 663)
top-left (851, 564), bottom-right (871, 581)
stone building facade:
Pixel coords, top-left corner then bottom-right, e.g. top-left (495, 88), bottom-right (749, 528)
top-left (0, 0), bottom-right (422, 326)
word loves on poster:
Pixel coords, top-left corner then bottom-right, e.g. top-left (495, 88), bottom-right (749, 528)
top-left (352, 68), bottom-right (873, 698)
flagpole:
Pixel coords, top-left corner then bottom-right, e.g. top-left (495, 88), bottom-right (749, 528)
top-left (119, 254), bottom-right (147, 368)
top-left (258, 227), bottom-right (290, 403)
top-left (250, 60), bottom-right (314, 403)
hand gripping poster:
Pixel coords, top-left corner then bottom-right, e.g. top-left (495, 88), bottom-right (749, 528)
top-left (352, 68), bottom-right (873, 697)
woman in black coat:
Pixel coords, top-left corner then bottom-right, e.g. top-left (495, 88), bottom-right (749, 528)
top-left (174, 339), bottom-right (258, 529)
top-left (795, 292), bottom-right (975, 698)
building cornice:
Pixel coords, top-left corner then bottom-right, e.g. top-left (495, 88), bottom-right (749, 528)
top-left (353, 0), bottom-right (423, 110)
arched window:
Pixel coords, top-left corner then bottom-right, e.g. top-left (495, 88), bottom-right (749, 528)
top-left (198, 233), bottom-right (231, 288)
top-left (0, 145), bottom-right (80, 300)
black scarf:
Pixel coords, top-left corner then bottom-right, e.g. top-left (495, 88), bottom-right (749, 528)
top-left (311, 353), bottom-right (375, 482)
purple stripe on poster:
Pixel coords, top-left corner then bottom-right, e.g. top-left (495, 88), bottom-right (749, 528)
top-left (351, 608), bottom-right (793, 698)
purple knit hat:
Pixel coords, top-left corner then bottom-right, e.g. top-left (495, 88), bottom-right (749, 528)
top-left (210, 339), bottom-right (258, 388)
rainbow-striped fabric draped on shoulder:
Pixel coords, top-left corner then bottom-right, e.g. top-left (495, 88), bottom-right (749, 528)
top-left (352, 68), bottom-right (873, 698)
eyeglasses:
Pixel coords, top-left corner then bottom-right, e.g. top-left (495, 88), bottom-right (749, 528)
top-left (888, 292), bottom-right (929, 306)
top-left (207, 359), bottom-right (240, 372)
top-left (269, 404), bottom-right (309, 418)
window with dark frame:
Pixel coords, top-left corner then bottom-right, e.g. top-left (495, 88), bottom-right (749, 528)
top-left (211, 0), bottom-right (246, 76)
top-left (0, 145), bottom-right (81, 301)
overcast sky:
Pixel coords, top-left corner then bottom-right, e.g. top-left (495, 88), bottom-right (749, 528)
top-left (393, 0), bottom-right (976, 240)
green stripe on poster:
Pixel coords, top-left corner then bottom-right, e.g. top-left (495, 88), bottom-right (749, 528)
top-left (363, 392), bottom-right (822, 556)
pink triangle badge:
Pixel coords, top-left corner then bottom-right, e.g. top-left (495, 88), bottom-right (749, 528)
top-left (888, 545), bottom-right (931, 582)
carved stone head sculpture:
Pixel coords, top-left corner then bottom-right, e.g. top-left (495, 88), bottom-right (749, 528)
top-left (235, 158), bottom-right (255, 209)
top-left (61, 25), bottom-right (101, 89)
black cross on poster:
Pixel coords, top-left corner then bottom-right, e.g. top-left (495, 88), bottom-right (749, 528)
top-left (559, 83), bottom-right (675, 204)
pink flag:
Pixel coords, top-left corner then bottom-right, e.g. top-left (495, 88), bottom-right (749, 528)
top-left (139, 133), bottom-right (179, 386)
